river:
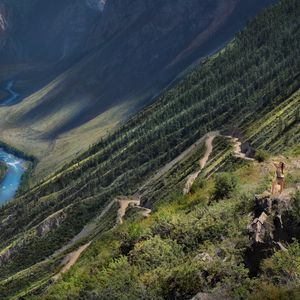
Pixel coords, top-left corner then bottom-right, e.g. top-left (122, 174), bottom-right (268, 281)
top-left (0, 81), bottom-right (21, 106)
top-left (0, 149), bottom-right (27, 205)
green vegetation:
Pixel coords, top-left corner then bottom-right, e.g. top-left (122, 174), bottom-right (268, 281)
top-left (0, 0), bottom-right (299, 298)
top-left (0, 140), bottom-right (36, 163)
top-left (35, 155), bottom-right (300, 300)
top-left (255, 150), bottom-right (270, 162)
top-left (213, 172), bottom-right (238, 200)
top-left (261, 241), bottom-right (300, 286)
top-left (0, 161), bottom-right (7, 183)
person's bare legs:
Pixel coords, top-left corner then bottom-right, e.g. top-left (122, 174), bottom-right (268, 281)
top-left (279, 180), bottom-right (284, 194)
top-left (271, 180), bottom-right (276, 195)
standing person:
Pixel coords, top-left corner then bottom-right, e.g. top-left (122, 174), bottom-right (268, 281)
top-left (271, 161), bottom-right (285, 195)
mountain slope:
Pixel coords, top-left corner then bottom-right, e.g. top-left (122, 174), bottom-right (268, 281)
top-left (0, 0), bottom-right (102, 63)
top-left (0, 0), bottom-right (277, 176)
top-left (0, 0), bottom-right (299, 298)
top-left (39, 147), bottom-right (300, 299)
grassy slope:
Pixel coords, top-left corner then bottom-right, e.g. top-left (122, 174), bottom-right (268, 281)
top-left (0, 71), bottom-right (136, 178)
top-left (32, 143), bottom-right (300, 299)
top-left (0, 0), bottom-right (299, 298)
top-left (33, 89), bottom-right (300, 299)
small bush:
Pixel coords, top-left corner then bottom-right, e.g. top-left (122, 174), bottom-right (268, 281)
top-left (129, 236), bottom-right (183, 271)
top-left (213, 173), bottom-right (238, 200)
top-left (255, 150), bottom-right (270, 162)
top-left (250, 282), bottom-right (300, 300)
top-left (261, 241), bottom-right (300, 285)
top-left (235, 192), bottom-right (255, 214)
top-left (118, 223), bottom-right (151, 255)
top-left (190, 176), bottom-right (206, 194)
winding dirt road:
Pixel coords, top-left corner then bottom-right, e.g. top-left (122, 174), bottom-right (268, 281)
top-left (184, 133), bottom-right (255, 194)
top-left (183, 132), bottom-right (218, 194)
top-left (52, 196), bottom-right (151, 280)
top-left (140, 131), bottom-right (219, 192)
top-left (53, 242), bottom-right (91, 280)
top-left (226, 136), bottom-right (254, 161)
top-left (52, 132), bottom-right (254, 280)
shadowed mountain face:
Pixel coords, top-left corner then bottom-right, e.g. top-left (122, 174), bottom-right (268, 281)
top-left (0, 0), bottom-right (102, 63)
top-left (0, 0), bottom-right (277, 174)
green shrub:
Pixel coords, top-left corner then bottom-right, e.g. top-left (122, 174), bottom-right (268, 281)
top-left (234, 192), bottom-right (255, 215)
top-left (141, 259), bottom-right (207, 299)
top-left (213, 173), bottom-right (238, 200)
top-left (117, 223), bottom-right (151, 255)
top-left (151, 211), bottom-right (178, 238)
top-left (129, 235), bottom-right (183, 272)
top-left (255, 150), bottom-right (270, 162)
top-left (261, 241), bottom-right (300, 285)
top-left (250, 283), bottom-right (300, 300)
top-left (190, 176), bottom-right (206, 194)
top-left (83, 256), bottom-right (147, 300)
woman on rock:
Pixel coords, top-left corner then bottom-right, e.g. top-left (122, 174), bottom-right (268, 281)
top-left (271, 161), bottom-right (285, 195)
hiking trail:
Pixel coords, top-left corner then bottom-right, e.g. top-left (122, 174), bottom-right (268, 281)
top-left (184, 133), bottom-right (255, 194)
top-left (183, 132), bottom-right (218, 194)
top-left (52, 131), bottom-right (254, 279)
top-left (225, 136), bottom-right (255, 161)
top-left (116, 197), bottom-right (152, 225)
top-left (53, 242), bottom-right (91, 280)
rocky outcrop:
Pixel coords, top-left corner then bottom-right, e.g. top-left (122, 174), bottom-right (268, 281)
top-left (246, 190), bottom-right (295, 274)
top-left (251, 191), bottom-right (293, 240)
top-left (0, 209), bottom-right (67, 268)
top-left (249, 212), bottom-right (271, 244)
top-left (36, 210), bottom-right (67, 237)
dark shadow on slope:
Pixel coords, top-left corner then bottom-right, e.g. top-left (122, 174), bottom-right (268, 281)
top-left (16, 0), bottom-right (277, 139)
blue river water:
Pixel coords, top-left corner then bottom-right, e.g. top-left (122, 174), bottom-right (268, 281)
top-left (0, 81), bottom-right (21, 106)
top-left (0, 148), bottom-right (27, 205)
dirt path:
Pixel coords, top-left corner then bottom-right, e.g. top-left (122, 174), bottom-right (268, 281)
top-left (116, 197), bottom-right (151, 224)
top-left (52, 199), bottom-right (116, 258)
top-left (226, 136), bottom-right (254, 161)
top-left (200, 133), bottom-right (217, 168)
top-left (117, 198), bottom-right (140, 224)
top-left (117, 133), bottom-right (219, 217)
top-left (53, 242), bottom-right (91, 280)
top-left (45, 131), bottom-right (258, 282)
top-left (141, 131), bottom-right (219, 192)
top-left (52, 132), bottom-right (254, 278)
top-left (183, 132), bottom-right (218, 194)
top-left (53, 195), bottom-right (152, 276)
top-left (53, 133), bottom-right (253, 272)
